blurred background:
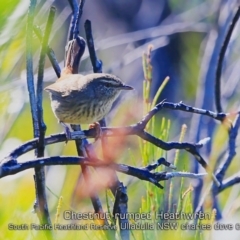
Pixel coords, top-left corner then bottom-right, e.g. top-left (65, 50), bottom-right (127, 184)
top-left (1, 0), bottom-right (240, 239)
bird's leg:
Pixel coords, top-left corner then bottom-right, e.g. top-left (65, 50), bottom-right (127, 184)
top-left (89, 122), bottom-right (102, 141)
top-left (60, 121), bottom-right (71, 143)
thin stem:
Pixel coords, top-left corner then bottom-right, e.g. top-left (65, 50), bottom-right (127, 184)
top-left (26, 1), bottom-right (53, 238)
top-left (37, 6), bottom-right (55, 157)
top-left (68, 0), bottom-right (78, 41)
top-left (218, 173), bottom-right (240, 193)
top-left (0, 156), bottom-right (165, 185)
top-left (0, 156), bottom-right (208, 186)
top-left (84, 19), bottom-right (128, 234)
top-left (215, 6), bottom-right (240, 113)
top-left (113, 184), bottom-right (129, 240)
top-left (73, 0), bottom-right (86, 39)
top-left (65, 1), bottom-right (104, 215)
top-left (216, 114), bottom-right (240, 182)
top-left (2, 100), bottom-right (226, 172)
top-left (84, 20), bottom-right (102, 73)
top-left (35, 6), bottom-right (56, 234)
top-left (26, 0), bottom-right (38, 137)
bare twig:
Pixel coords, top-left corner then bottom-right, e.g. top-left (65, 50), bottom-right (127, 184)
top-left (0, 156), bottom-right (184, 183)
top-left (113, 184), bottom-right (129, 240)
top-left (26, 1), bottom-right (52, 237)
top-left (67, 0), bottom-right (78, 41)
top-left (37, 6), bottom-right (55, 157)
top-left (216, 114), bottom-right (240, 182)
top-left (35, 7), bottom-right (56, 235)
top-left (67, 0), bottom-right (75, 11)
top-left (65, 0), bottom-right (104, 215)
top-left (68, 0), bottom-right (85, 40)
top-left (195, 115), bottom-right (240, 220)
top-left (161, 101), bottom-right (227, 121)
top-left (0, 156), bottom-right (211, 187)
top-left (83, 19), bottom-right (110, 180)
top-left (0, 127), bottom-right (205, 163)
top-left (26, 0), bottom-right (38, 134)
top-left (84, 20), bottom-right (102, 73)
top-left (84, 18), bottom-right (128, 233)
top-left (189, 3), bottom-right (234, 214)
top-left (218, 172), bottom-right (240, 193)
top-left (73, 0), bottom-right (85, 39)
top-left (2, 101), bottom-right (226, 170)
top-left (215, 6), bottom-right (240, 113)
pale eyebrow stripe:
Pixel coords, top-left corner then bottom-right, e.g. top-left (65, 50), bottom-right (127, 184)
top-left (100, 79), bottom-right (120, 85)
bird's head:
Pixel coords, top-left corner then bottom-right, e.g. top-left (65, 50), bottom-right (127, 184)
top-left (87, 73), bottom-right (133, 101)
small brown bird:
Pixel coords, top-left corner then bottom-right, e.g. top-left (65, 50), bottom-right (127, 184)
top-left (45, 73), bottom-right (133, 126)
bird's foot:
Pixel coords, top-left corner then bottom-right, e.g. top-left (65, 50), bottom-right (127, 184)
top-left (89, 122), bottom-right (102, 141)
top-left (60, 122), bottom-right (71, 144)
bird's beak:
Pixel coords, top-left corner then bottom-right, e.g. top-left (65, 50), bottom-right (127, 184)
top-left (119, 84), bottom-right (134, 90)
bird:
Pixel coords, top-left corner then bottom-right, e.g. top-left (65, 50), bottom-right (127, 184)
top-left (44, 73), bottom-right (133, 137)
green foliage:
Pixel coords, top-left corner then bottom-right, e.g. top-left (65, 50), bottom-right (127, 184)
top-left (1, 1), bottom-right (240, 240)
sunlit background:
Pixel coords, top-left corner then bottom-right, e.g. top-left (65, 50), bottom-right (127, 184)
top-left (1, 0), bottom-right (240, 239)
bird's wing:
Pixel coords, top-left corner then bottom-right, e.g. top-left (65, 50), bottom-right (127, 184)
top-left (44, 75), bottom-right (86, 97)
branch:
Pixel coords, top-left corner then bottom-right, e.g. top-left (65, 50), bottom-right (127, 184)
top-left (218, 172), bottom-right (240, 193)
top-left (0, 157), bottom-right (167, 184)
top-left (216, 114), bottom-right (240, 182)
top-left (0, 156), bottom-right (170, 185)
top-left (113, 184), bottom-right (129, 240)
top-left (64, 0), bottom-right (86, 74)
top-left (2, 101), bottom-right (228, 170)
top-left (195, 113), bottom-right (240, 217)
top-left (84, 18), bottom-right (127, 233)
top-left (35, 6), bottom-right (56, 233)
top-left (160, 101), bottom-right (227, 122)
top-left (84, 20), bottom-right (102, 73)
top-left (26, 1), bottom-right (53, 237)
top-left (215, 6), bottom-right (240, 113)
top-left (67, 0), bottom-right (85, 41)
top-left (0, 156), bottom-right (211, 188)
top-left (67, 0), bottom-right (78, 41)
top-left (0, 128), bottom-right (206, 163)
top-left (26, 0), bottom-right (38, 137)
top-left (65, 0), bottom-right (104, 215)
top-left (165, 172), bottom-right (207, 179)
top-left (73, 0), bottom-right (85, 39)
top-left (37, 6), bottom-right (55, 157)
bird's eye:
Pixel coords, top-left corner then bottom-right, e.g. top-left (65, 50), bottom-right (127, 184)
top-left (105, 83), bottom-right (111, 87)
